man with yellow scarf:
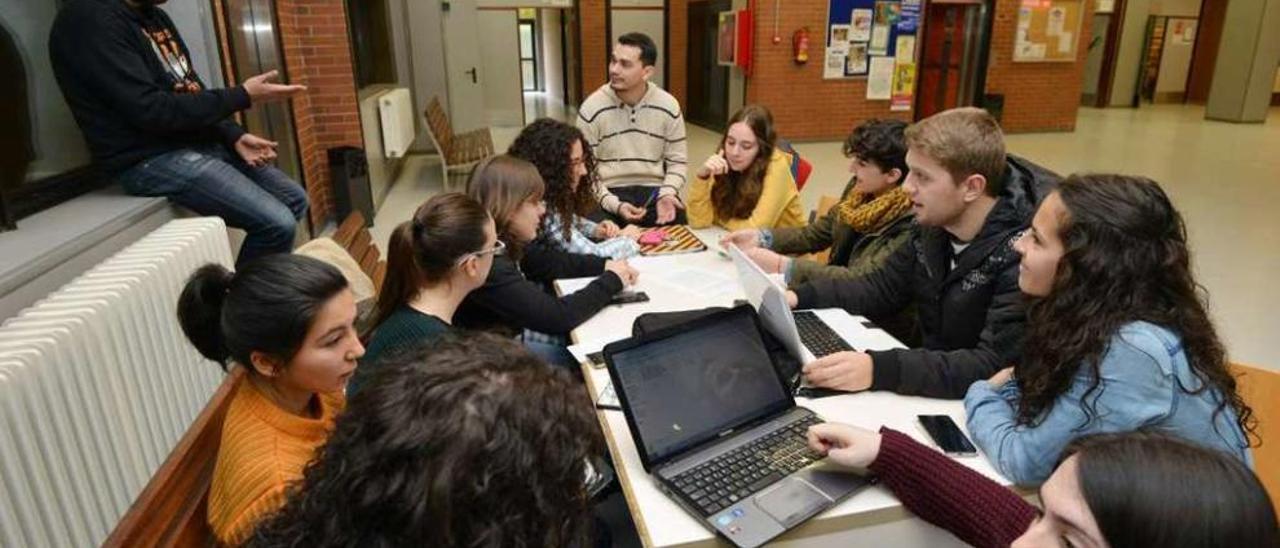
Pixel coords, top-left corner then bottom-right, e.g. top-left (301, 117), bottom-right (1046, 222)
top-left (722, 119), bottom-right (918, 341)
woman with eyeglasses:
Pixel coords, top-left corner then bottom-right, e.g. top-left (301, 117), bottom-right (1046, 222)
top-left (456, 155), bottom-right (636, 368)
top-left (352, 193), bottom-right (499, 394)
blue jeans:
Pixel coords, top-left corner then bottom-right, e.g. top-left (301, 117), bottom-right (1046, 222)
top-left (118, 144), bottom-right (308, 263)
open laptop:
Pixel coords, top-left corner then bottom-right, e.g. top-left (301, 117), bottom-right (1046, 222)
top-left (727, 243), bottom-right (859, 364)
top-left (603, 306), bottom-right (870, 547)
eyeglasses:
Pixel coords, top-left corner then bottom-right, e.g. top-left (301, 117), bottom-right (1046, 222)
top-left (457, 239), bottom-right (506, 265)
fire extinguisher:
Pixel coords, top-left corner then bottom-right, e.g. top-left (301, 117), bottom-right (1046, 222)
top-left (792, 27), bottom-right (810, 65)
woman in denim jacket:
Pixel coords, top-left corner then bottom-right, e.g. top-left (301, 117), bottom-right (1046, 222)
top-left (965, 174), bottom-right (1255, 485)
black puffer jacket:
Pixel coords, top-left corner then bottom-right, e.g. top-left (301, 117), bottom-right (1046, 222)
top-left (794, 155), bottom-right (1059, 398)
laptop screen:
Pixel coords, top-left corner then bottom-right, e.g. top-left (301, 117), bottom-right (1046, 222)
top-left (608, 309), bottom-right (792, 466)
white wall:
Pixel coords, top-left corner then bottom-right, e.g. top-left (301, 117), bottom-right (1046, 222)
top-left (1110, 0), bottom-right (1153, 106)
top-left (541, 9), bottom-right (566, 103)
top-left (478, 10), bottom-right (525, 126)
top-left (611, 0), bottom-right (666, 89)
top-left (1156, 19), bottom-right (1197, 94)
top-left (389, 0), bottom-right (448, 147)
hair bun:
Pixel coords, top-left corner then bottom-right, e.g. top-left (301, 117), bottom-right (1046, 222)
top-left (176, 263), bottom-right (235, 366)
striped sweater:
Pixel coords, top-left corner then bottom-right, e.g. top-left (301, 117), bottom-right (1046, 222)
top-left (576, 82), bottom-right (688, 214)
top-left (207, 379), bottom-right (343, 545)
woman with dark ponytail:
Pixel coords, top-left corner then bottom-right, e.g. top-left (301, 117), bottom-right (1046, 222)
top-left (966, 174), bottom-right (1255, 485)
top-left (353, 193), bottom-right (498, 393)
top-left (176, 254), bottom-right (365, 546)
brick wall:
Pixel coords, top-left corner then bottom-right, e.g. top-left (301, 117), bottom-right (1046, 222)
top-left (744, 0), bottom-right (910, 140)
top-left (275, 0), bottom-right (363, 228)
top-left (983, 0), bottom-right (1093, 132)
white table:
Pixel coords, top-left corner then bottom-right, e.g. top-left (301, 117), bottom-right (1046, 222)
top-left (556, 228), bottom-right (1024, 547)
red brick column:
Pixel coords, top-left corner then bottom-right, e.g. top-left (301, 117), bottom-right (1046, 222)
top-left (982, 0), bottom-right (1093, 132)
top-left (275, 0), bottom-right (363, 228)
top-left (745, 0), bottom-right (909, 140)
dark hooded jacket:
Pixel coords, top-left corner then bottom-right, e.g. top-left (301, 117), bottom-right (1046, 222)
top-left (794, 155), bottom-right (1059, 398)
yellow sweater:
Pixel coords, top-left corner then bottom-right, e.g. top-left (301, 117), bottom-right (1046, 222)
top-left (207, 380), bottom-right (344, 546)
top-left (687, 149), bottom-right (806, 231)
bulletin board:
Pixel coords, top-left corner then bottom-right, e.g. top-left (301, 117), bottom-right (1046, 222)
top-left (1013, 0), bottom-right (1086, 62)
top-left (823, 0), bottom-right (921, 79)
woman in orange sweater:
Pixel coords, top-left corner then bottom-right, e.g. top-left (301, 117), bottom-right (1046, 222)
top-left (176, 254), bottom-right (365, 545)
top-left (686, 104), bottom-right (805, 231)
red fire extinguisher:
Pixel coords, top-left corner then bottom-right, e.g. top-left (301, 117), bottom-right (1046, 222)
top-left (792, 27), bottom-right (810, 65)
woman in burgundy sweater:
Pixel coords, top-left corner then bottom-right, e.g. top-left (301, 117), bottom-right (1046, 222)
top-left (807, 423), bottom-right (1276, 548)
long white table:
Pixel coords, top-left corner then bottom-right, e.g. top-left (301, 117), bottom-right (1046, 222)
top-left (556, 228), bottom-right (1024, 547)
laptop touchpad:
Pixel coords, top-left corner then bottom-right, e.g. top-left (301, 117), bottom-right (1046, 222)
top-left (754, 479), bottom-right (830, 527)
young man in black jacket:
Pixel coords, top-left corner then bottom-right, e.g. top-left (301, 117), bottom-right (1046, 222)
top-left (49, 0), bottom-right (307, 263)
top-left (786, 107), bottom-right (1059, 398)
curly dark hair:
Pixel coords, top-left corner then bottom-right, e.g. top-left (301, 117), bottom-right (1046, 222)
top-left (711, 105), bottom-right (777, 220)
top-left (842, 118), bottom-right (908, 177)
top-left (1015, 174), bottom-right (1255, 444)
top-left (246, 332), bottom-right (606, 547)
top-left (508, 118), bottom-right (598, 241)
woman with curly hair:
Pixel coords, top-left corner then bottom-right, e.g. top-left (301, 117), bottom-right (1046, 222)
top-left (686, 105), bottom-right (805, 230)
top-left (509, 118), bottom-right (641, 259)
top-left (965, 174), bottom-right (1254, 485)
top-left (247, 332), bottom-right (607, 547)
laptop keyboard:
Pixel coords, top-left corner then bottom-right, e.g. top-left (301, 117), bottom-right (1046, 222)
top-left (794, 311), bottom-right (855, 357)
top-left (670, 414), bottom-right (824, 516)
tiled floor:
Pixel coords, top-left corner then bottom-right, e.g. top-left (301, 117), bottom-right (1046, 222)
top-left (373, 104), bottom-right (1280, 369)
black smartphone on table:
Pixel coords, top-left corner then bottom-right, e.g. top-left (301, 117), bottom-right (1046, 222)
top-left (609, 290), bottom-right (650, 305)
top-left (917, 414), bottom-right (978, 457)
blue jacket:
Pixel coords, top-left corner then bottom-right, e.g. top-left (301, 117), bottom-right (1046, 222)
top-left (965, 321), bottom-right (1252, 485)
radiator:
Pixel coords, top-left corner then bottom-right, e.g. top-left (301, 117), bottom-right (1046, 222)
top-left (0, 217), bottom-right (233, 547)
top-left (378, 87), bottom-right (416, 158)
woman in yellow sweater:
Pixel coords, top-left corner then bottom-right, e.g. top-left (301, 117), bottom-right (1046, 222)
top-left (686, 104), bottom-right (805, 230)
top-left (176, 254), bottom-right (365, 546)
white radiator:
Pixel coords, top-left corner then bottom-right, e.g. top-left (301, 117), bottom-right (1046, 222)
top-left (0, 217), bottom-right (233, 547)
top-left (378, 87), bottom-right (416, 158)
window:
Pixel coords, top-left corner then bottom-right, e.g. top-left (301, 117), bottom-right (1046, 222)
top-left (518, 9), bottom-right (540, 92)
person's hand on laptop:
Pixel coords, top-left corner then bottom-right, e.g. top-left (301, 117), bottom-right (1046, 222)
top-left (746, 248), bottom-right (789, 274)
top-left (605, 259), bottom-right (640, 285)
top-left (807, 422), bottom-right (882, 469)
top-left (719, 229), bottom-right (762, 250)
top-left (785, 290), bottom-right (799, 309)
top-left (802, 351), bottom-right (873, 392)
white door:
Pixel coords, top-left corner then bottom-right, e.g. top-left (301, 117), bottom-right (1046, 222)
top-left (441, 0), bottom-right (488, 132)
top-left (477, 11), bottom-right (524, 126)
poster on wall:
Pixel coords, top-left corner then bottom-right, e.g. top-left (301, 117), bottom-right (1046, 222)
top-left (898, 0), bottom-right (921, 32)
top-left (895, 35), bottom-right (916, 63)
top-left (825, 49), bottom-right (848, 78)
top-left (830, 24), bottom-right (851, 45)
top-left (866, 56), bottom-right (894, 99)
top-left (891, 62), bottom-right (916, 110)
top-left (868, 1), bottom-right (899, 55)
top-left (845, 43), bottom-right (869, 75)
top-left (850, 9), bottom-right (873, 41)
top-left (717, 11), bottom-right (737, 66)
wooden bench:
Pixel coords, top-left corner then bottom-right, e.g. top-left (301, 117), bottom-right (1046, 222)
top-left (105, 212), bottom-right (387, 546)
top-left (103, 367), bottom-right (245, 548)
top-left (332, 211), bottom-right (386, 293)
top-left (424, 96), bottom-right (494, 191)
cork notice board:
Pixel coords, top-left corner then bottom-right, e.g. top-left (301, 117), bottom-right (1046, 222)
top-left (1013, 0), bottom-right (1085, 62)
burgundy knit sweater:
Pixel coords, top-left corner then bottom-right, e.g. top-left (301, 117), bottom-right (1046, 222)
top-left (869, 428), bottom-right (1039, 548)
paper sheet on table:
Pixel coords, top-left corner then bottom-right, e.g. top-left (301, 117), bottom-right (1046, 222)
top-left (658, 268), bottom-right (736, 296)
top-left (568, 337), bottom-right (626, 368)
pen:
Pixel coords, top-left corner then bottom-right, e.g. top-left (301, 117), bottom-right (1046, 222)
top-left (642, 188), bottom-right (659, 209)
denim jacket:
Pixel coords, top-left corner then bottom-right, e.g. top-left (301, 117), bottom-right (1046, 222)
top-left (965, 321), bottom-right (1252, 485)
top-left (541, 213), bottom-right (640, 260)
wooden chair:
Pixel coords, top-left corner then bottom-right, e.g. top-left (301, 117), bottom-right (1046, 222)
top-left (1230, 362), bottom-right (1279, 507)
top-left (423, 96), bottom-right (494, 191)
top-left (806, 195), bottom-right (841, 265)
top-left (332, 211), bottom-right (387, 293)
top-left (103, 367), bottom-right (246, 548)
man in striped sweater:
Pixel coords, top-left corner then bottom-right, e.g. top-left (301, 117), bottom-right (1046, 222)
top-left (577, 32), bottom-right (688, 227)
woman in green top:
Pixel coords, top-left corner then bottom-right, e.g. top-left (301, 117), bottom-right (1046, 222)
top-left (352, 193), bottom-right (501, 394)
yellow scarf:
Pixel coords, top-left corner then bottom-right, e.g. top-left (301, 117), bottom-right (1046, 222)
top-left (836, 186), bottom-right (913, 233)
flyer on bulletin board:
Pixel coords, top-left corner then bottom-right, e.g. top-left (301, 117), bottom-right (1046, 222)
top-left (850, 9), bottom-right (873, 41)
top-left (890, 62), bottom-right (916, 110)
top-left (866, 56), bottom-right (894, 99)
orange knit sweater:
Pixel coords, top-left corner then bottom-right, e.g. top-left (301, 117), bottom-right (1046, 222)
top-left (207, 380), bottom-right (344, 546)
